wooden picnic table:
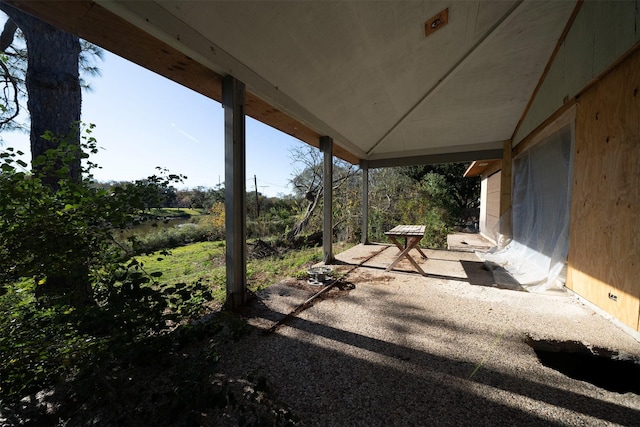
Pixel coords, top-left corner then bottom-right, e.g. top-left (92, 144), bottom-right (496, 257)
top-left (384, 225), bottom-right (427, 275)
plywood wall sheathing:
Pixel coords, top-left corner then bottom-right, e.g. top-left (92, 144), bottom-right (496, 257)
top-left (567, 49), bottom-right (640, 332)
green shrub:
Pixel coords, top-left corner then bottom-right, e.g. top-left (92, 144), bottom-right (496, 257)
top-left (0, 262), bottom-right (217, 403)
top-left (0, 126), bottom-right (218, 403)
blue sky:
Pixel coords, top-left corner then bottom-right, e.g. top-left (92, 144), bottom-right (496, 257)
top-left (1, 49), bottom-right (305, 197)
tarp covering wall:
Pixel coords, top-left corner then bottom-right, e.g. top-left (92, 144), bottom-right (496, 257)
top-left (480, 124), bottom-right (573, 291)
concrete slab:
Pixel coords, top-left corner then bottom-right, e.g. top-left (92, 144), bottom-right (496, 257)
top-left (222, 244), bottom-right (640, 426)
top-left (447, 232), bottom-right (494, 252)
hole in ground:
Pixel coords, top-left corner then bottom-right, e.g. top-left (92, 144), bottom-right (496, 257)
top-left (526, 337), bottom-right (640, 394)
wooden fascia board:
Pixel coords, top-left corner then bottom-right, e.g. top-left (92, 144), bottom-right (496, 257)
top-left (463, 161), bottom-right (480, 177)
top-left (5, 0), bottom-right (361, 164)
top-left (463, 159), bottom-right (501, 178)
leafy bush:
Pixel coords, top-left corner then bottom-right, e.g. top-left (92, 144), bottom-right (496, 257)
top-left (0, 261), bottom-right (217, 403)
top-left (0, 125), bottom-right (220, 403)
top-left (0, 281), bottom-right (99, 399)
top-left (0, 125), bottom-right (186, 304)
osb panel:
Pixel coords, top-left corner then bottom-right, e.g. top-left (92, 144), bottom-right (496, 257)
top-left (568, 49), bottom-right (640, 331)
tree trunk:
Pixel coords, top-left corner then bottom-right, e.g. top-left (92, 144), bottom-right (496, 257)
top-left (0, 4), bottom-right (91, 305)
top-left (0, 3), bottom-right (82, 185)
top-left (286, 187), bottom-right (322, 242)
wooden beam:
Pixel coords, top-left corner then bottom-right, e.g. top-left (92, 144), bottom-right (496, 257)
top-left (463, 159), bottom-right (502, 178)
top-left (498, 140), bottom-right (512, 244)
top-left (5, 1), bottom-right (224, 101)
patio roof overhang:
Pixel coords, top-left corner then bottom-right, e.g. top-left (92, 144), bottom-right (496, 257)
top-left (4, 0), bottom-right (578, 167)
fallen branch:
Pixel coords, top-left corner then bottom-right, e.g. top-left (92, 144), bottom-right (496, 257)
top-left (266, 245), bottom-right (388, 334)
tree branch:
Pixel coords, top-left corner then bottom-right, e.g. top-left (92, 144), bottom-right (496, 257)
top-left (0, 17), bottom-right (17, 52)
top-left (0, 56), bottom-right (20, 127)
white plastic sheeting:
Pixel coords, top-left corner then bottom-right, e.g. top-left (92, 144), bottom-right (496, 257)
top-left (479, 124), bottom-right (573, 292)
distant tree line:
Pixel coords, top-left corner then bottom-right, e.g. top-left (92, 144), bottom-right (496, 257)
top-left (85, 147), bottom-right (480, 250)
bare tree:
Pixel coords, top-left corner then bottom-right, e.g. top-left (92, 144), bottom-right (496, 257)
top-left (287, 145), bottom-right (359, 242)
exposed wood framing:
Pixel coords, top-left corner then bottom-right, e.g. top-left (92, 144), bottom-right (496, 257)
top-left (498, 140), bottom-right (512, 242)
top-left (463, 159), bottom-right (501, 178)
top-left (567, 48), bottom-right (640, 332)
top-left (482, 160), bottom-right (502, 178)
top-left (574, 39), bottom-right (640, 107)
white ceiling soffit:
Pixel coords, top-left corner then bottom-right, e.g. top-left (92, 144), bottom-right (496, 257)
top-left (100, 0), bottom-right (575, 162)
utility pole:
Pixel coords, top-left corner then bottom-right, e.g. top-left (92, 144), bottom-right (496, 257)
top-left (254, 174), bottom-right (260, 218)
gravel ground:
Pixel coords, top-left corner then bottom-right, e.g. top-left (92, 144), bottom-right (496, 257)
top-left (218, 244), bottom-right (640, 426)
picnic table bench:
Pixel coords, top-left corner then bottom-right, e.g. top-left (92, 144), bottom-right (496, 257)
top-left (385, 225), bottom-right (427, 275)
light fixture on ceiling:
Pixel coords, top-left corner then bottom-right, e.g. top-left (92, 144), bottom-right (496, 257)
top-left (425, 8), bottom-right (449, 37)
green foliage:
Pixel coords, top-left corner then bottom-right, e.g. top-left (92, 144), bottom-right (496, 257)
top-left (0, 259), bottom-right (217, 403)
top-left (0, 124), bottom-right (186, 302)
top-left (131, 240), bottom-right (337, 300)
top-left (399, 163), bottom-right (480, 218)
top-left (149, 207), bottom-right (204, 217)
top-left (287, 152), bottom-right (477, 247)
top-left (132, 242), bottom-right (226, 303)
top-left (247, 243), bottom-right (327, 291)
top-left (0, 21), bottom-right (103, 134)
top-left (118, 220), bottom-right (221, 255)
top-left (0, 281), bottom-right (98, 399)
top-left (365, 165), bottom-right (477, 248)
top-left (174, 185), bottom-right (224, 210)
top-left (0, 125), bottom-right (219, 403)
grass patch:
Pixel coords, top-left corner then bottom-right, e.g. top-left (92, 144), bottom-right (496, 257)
top-left (149, 207), bottom-right (205, 217)
top-left (133, 240), bottom-right (356, 303)
top-left (135, 241), bottom-right (227, 301)
top-left (247, 241), bottom-right (354, 292)
top-left (1, 240), bottom-right (355, 423)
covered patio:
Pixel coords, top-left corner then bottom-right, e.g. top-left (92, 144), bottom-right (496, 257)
top-left (6, 0), bottom-right (640, 402)
top-left (220, 244), bottom-right (640, 425)
top-left (8, 2), bottom-right (640, 334)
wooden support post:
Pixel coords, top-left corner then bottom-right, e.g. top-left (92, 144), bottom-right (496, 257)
top-left (222, 75), bottom-right (247, 309)
top-left (360, 160), bottom-right (369, 245)
top-left (320, 136), bottom-right (334, 264)
top-left (499, 140), bottom-right (512, 247)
